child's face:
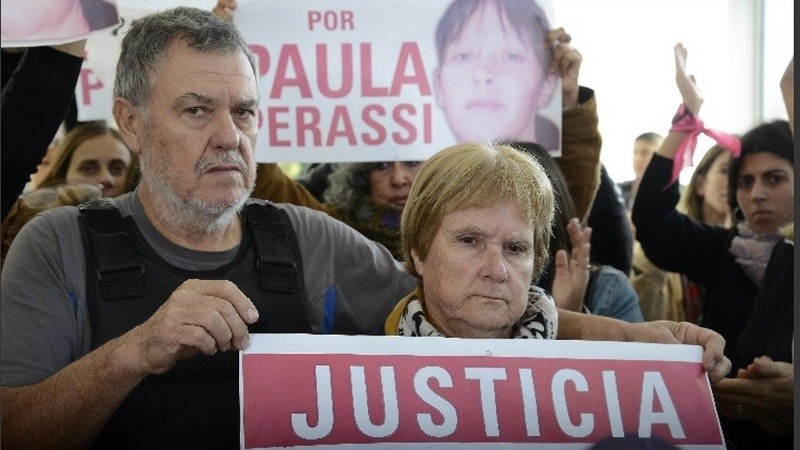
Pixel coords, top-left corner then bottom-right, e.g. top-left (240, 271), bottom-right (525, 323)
top-left (435, 1), bottom-right (547, 143)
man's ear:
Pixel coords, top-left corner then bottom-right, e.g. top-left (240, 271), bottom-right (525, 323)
top-left (112, 97), bottom-right (143, 155)
top-left (411, 248), bottom-right (425, 277)
top-left (433, 67), bottom-right (445, 108)
top-left (537, 73), bottom-right (558, 110)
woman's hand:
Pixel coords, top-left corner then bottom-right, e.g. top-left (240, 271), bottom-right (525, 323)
top-left (674, 43), bottom-right (703, 115)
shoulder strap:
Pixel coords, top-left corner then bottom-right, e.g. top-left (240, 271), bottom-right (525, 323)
top-left (245, 203), bottom-right (301, 293)
top-left (79, 198), bottom-right (144, 299)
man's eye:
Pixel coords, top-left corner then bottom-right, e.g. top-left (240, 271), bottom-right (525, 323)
top-left (236, 109), bottom-right (255, 117)
top-left (458, 235), bottom-right (476, 245)
top-left (187, 107), bottom-right (205, 115)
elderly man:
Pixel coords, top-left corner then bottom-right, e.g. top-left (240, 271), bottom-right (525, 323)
top-left (1, 7), bottom-right (729, 449)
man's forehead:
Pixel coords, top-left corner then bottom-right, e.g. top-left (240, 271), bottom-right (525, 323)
top-left (149, 46), bottom-right (258, 101)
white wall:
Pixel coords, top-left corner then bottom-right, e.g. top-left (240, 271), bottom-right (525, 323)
top-left (552, 0), bottom-right (793, 185)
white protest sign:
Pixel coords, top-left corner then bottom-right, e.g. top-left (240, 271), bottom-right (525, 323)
top-left (240, 334), bottom-right (724, 449)
top-left (75, 0), bottom-right (562, 162)
top-left (1, 0), bottom-right (121, 48)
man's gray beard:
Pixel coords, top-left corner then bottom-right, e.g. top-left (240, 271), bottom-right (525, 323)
top-left (139, 145), bottom-right (253, 236)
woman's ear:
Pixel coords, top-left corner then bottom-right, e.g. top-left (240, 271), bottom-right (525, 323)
top-left (411, 248), bottom-right (425, 277)
top-left (111, 97), bottom-right (143, 155)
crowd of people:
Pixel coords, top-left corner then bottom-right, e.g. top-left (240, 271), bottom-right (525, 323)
top-left (0, 1), bottom-right (793, 449)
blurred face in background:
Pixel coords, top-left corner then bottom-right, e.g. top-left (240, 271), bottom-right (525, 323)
top-left (632, 138), bottom-right (660, 180)
top-left (369, 161), bottom-right (423, 211)
top-left (65, 133), bottom-right (132, 198)
top-left (696, 151), bottom-right (731, 225)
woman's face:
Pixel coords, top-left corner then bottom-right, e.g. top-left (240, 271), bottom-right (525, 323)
top-left (696, 152), bottom-right (731, 222)
top-left (411, 200), bottom-right (535, 339)
top-left (369, 161), bottom-right (423, 211)
top-left (65, 134), bottom-right (132, 198)
top-left (734, 152), bottom-right (793, 234)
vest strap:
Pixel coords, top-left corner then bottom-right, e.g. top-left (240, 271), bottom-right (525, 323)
top-left (79, 198), bottom-right (144, 299)
top-left (246, 203), bottom-right (298, 293)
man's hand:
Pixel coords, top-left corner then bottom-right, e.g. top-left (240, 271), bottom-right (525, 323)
top-left (551, 218), bottom-right (591, 311)
top-left (546, 28), bottom-right (581, 110)
top-left (712, 356), bottom-right (793, 436)
top-left (123, 279), bottom-right (259, 376)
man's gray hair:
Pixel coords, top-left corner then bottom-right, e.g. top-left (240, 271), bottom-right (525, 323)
top-left (113, 6), bottom-right (258, 109)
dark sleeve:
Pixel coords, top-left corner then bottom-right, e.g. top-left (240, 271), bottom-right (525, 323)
top-left (631, 154), bottom-right (728, 283)
top-left (1, 46), bottom-right (84, 218)
top-left (737, 241), bottom-right (794, 366)
top-left (586, 165), bottom-right (633, 274)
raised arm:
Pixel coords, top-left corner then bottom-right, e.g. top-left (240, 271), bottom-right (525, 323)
top-left (780, 56), bottom-right (793, 135)
top-left (548, 28), bottom-right (602, 222)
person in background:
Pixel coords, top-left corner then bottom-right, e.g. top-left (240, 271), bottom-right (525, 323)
top-left (35, 121), bottom-right (137, 199)
top-left (24, 123), bottom-right (67, 193)
top-left (252, 161), bottom-right (420, 259)
top-left (1, 39), bottom-right (87, 218)
top-left (633, 44), bottom-right (792, 449)
top-left (586, 164), bottom-right (633, 275)
top-left (513, 142), bottom-right (643, 322)
top-left (710, 54), bottom-right (794, 450)
top-left (1, 121), bottom-right (138, 264)
top-left (618, 132), bottom-right (663, 211)
top-left (631, 145), bottom-right (732, 323)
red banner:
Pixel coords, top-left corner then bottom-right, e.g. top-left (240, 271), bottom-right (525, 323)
top-left (240, 334), bottom-right (724, 449)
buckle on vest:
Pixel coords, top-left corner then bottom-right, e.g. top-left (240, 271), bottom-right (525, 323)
top-left (96, 264), bottom-right (146, 299)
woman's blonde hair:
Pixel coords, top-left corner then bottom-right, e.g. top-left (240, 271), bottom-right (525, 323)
top-left (401, 142), bottom-right (554, 282)
top-left (676, 145), bottom-right (730, 222)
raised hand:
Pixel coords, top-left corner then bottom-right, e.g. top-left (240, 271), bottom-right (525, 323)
top-left (546, 27), bottom-right (582, 110)
top-left (674, 43), bottom-right (703, 115)
top-left (551, 218), bottom-right (591, 311)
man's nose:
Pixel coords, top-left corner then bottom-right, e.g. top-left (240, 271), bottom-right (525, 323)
top-left (211, 111), bottom-right (241, 151)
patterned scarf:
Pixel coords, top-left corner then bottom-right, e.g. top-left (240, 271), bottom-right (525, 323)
top-left (395, 285), bottom-right (558, 339)
top-left (729, 222), bottom-right (783, 286)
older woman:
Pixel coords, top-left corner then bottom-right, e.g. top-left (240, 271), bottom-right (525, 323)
top-left (386, 142), bottom-right (557, 338)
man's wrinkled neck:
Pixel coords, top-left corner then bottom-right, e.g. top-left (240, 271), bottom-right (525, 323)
top-left (137, 183), bottom-right (242, 252)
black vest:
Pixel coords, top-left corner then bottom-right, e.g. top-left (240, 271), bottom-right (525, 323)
top-left (79, 199), bottom-right (310, 449)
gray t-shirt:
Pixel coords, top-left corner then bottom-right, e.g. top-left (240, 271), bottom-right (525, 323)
top-left (0, 192), bottom-right (416, 386)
